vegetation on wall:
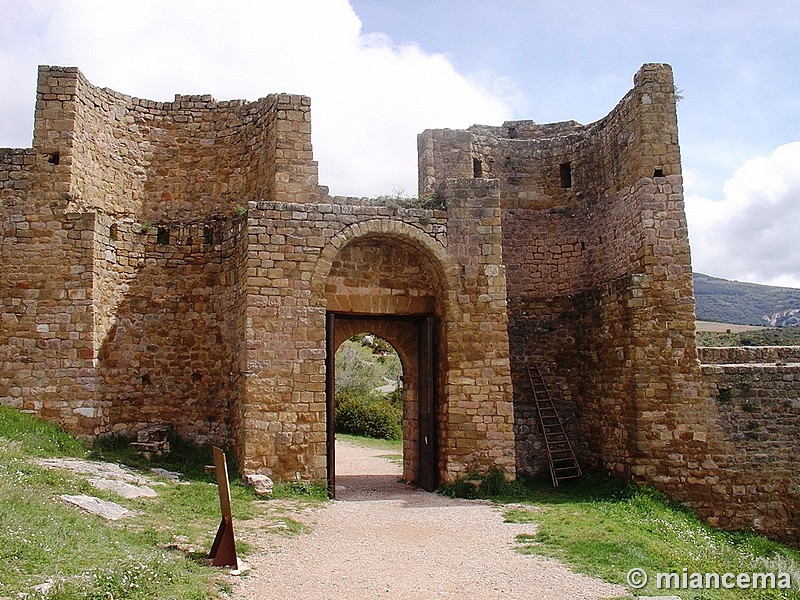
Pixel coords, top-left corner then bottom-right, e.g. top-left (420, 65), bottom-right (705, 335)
top-left (373, 187), bottom-right (447, 211)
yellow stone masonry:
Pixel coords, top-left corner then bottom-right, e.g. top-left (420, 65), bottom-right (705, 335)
top-left (1, 64), bottom-right (797, 545)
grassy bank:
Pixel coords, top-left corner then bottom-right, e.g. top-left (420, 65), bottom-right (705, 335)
top-left (443, 472), bottom-right (800, 600)
top-left (696, 326), bottom-right (800, 347)
top-left (0, 407), bottom-right (325, 599)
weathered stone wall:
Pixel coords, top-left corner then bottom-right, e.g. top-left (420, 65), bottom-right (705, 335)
top-left (1, 65), bottom-right (319, 443)
top-left (437, 179), bottom-right (515, 480)
top-left (2, 63), bottom-right (797, 544)
top-left (34, 66), bottom-right (318, 220)
top-left (1, 125), bottom-right (100, 433)
top-left (696, 347), bottom-right (800, 544)
top-left (0, 207), bottom-right (99, 431)
top-left (94, 216), bottom-right (248, 444)
top-left (239, 186), bottom-right (516, 483)
top-left (418, 64), bottom-right (703, 482)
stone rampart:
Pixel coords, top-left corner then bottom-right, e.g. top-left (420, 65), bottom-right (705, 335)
top-left (418, 64), bottom-right (702, 486)
top-left (1, 63), bottom-right (797, 544)
top-left (697, 348), bottom-right (800, 544)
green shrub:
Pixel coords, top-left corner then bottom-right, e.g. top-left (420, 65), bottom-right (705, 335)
top-left (335, 390), bottom-right (402, 440)
top-left (439, 479), bottom-right (479, 499)
top-left (479, 468), bottom-right (512, 496)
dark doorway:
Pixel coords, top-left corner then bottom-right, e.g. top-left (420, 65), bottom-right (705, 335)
top-left (326, 313), bottom-right (438, 498)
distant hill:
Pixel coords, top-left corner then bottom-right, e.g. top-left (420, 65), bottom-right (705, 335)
top-left (693, 273), bottom-right (800, 326)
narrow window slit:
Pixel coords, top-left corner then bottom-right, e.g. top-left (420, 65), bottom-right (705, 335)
top-left (157, 226), bottom-right (170, 245)
top-left (560, 162), bottom-right (572, 188)
top-left (473, 158), bottom-right (483, 178)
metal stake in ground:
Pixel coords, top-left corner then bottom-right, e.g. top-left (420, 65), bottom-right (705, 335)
top-left (209, 446), bottom-right (238, 569)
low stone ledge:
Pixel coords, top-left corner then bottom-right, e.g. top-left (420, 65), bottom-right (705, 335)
top-left (60, 494), bottom-right (131, 520)
top-left (698, 346), bottom-right (800, 365)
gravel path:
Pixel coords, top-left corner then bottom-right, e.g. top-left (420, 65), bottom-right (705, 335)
top-left (233, 440), bottom-right (628, 600)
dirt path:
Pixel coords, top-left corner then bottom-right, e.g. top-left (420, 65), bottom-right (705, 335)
top-left (233, 440), bottom-right (628, 600)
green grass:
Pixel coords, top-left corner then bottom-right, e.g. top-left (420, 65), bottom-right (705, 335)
top-left (697, 327), bottom-right (800, 347)
top-left (0, 406), bottom-right (89, 458)
top-left (337, 433), bottom-right (402, 452)
top-left (0, 407), bottom-right (322, 599)
top-left (454, 471), bottom-right (800, 599)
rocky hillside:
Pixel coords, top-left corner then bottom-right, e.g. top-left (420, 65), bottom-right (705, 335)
top-left (693, 273), bottom-right (800, 326)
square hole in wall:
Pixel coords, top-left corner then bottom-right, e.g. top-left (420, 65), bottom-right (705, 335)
top-left (473, 158), bottom-right (483, 178)
top-left (157, 226), bottom-right (170, 245)
top-left (560, 162), bottom-right (572, 188)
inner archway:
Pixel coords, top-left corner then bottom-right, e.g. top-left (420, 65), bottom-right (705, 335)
top-left (326, 314), bottom-right (437, 496)
top-left (322, 230), bottom-right (445, 497)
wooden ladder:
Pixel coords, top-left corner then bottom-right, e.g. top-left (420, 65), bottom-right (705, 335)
top-left (527, 366), bottom-right (582, 487)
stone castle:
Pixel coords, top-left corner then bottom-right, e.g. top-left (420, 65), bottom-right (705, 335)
top-left (1, 64), bottom-right (797, 543)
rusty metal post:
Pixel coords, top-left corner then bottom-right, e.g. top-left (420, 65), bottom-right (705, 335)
top-left (209, 446), bottom-right (238, 569)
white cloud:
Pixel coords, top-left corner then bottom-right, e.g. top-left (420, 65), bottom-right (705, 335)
top-left (0, 0), bottom-right (513, 197)
top-left (686, 142), bottom-right (800, 288)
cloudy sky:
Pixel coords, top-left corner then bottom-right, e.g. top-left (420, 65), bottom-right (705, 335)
top-left (1, 1), bottom-right (798, 287)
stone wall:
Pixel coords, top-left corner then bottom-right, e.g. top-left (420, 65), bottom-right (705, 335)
top-left (2, 63), bottom-right (798, 544)
top-left (1, 136), bottom-right (100, 432)
top-left (94, 215), bottom-right (248, 444)
top-left (697, 347), bottom-right (800, 544)
top-left (418, 64), bottom-right (703, 483)
top-left (32, 66), bottom-right (318, 220)
top-left (1, 65), bottom-right (320, 443)
top-left (238, 185), bottom-right (516, 483)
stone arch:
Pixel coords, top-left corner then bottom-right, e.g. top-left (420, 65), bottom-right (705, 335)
top-left (310, 219), bottom-right (461, 315)
top-left (332, 318), bottom-right (417, 374)
top-left (315, 219), bottom-right (460, 492)
top-left (331, 316), bottom-right (422, 483)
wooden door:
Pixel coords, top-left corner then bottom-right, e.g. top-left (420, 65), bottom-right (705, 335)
top-left (326, 312), bottom-right (336, 498)
top-left (417, 315), bottom-right (438, 491)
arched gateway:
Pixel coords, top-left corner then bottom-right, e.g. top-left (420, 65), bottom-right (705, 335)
top-left (8, 65), bottom-right (799, 544)
top-left (318, 221), bottom-right (460, 492)
top-left (239, 198), bottom-right (518, 489)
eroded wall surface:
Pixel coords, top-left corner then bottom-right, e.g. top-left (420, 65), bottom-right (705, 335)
top-left (1, 64), bottom-right (797, 543)
top-left (418, 63), bottom-right (704, 484)
top-left (698, 347), bottom-right (800, 544)
top-left (1, 66), bottom-right (516, 487)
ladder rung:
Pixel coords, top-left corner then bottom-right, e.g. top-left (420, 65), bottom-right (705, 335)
top-left (527, 365), bottom-right (582, 488)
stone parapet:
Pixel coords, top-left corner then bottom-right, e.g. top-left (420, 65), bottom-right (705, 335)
top-left (698, 360), bottom-right (800, 544)
top-left (699, 345), bottom-right (800, 365)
